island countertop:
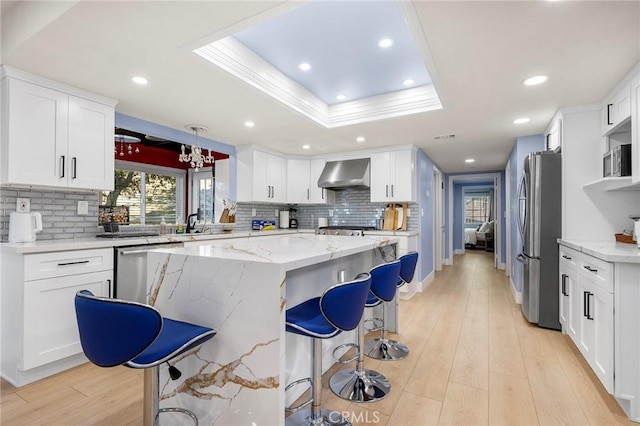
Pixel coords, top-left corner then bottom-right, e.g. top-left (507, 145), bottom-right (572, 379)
top-left (157, 233), bottom-right (399, 271)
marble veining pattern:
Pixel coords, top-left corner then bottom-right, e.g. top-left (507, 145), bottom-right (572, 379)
top-left (146, 234), bottom-right (398, 425)
top-left (558, 239), bottom-right (640, 263)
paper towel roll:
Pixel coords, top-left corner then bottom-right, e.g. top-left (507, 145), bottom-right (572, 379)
top-left (318, 217), bottom-right (328, 228)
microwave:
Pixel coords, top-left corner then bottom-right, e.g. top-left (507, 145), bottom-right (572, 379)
top-left (603, 144), bottom-right (632, 177)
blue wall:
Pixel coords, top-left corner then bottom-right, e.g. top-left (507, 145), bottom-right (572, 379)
top-left (444, 171), bottom-right (507, 266)
top-left (507, 134), bottom-right (544, 294)
top-left (416, 148), bottom-right (436, 282)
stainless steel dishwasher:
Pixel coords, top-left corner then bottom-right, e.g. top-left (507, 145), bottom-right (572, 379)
top-left (114, 243), bottom-right (183, 303)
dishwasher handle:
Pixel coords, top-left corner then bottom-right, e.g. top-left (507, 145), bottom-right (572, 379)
top-left (118, 244), bottom-right (183, 256)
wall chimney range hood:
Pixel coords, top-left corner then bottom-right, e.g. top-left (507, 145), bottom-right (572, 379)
top-left (317, 158), bottom-right (370, 189)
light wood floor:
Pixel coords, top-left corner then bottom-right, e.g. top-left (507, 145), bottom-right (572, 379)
top-left (1, 251), bottom-right (634, 425)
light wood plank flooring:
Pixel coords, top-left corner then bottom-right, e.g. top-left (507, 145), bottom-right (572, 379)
top-left (1, 251), bottom-right (633, 425)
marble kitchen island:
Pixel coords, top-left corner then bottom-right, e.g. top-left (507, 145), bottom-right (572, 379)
top-left (146, 233), bottom-right (398, 425)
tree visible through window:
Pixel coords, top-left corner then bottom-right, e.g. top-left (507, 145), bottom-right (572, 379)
top-left (101, 165), bottom-right (184, 225)
top-left (465, 195), bottom-right (491, 223)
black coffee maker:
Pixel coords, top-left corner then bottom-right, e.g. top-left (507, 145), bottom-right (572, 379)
top-left (289, 207), bottom-right (298, 228)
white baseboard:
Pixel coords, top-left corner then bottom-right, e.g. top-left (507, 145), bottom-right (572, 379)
top-left (399, 271), bottom-right (434, 300)
top-left (498, 262), bottom-right (506, 270)
top-left (454, 249), bottom-right (464, 255)
top-left (510, 277), bottom-right (522, 304)
top-left (444, 258), bottom-right (452, 265)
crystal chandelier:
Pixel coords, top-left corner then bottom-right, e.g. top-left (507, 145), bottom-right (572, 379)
top-left (115, 134), bottom-right (140, 156)
top-left (179, 125), bottom-right (213, 171)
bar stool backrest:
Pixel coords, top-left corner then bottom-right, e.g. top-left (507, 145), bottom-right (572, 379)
top-left (399, 252), bottom-right (419, 285)
top-left (320, 273), bottom-right (372, 332)
top-left (370, 260), bottom-right (402, 302)
top-left (75, 290), bottom-right (162, 367)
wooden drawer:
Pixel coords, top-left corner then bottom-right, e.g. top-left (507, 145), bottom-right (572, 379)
top-left (577, 253), bottom-right (613, 293)
top-left (24, 248), bottom-right (113, 281)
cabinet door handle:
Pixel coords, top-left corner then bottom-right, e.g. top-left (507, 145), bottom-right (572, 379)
top-left (607, 103), bottom-right (613, 125)
top-left (107, 279), bottom-right (112, 297)
top-left (57, 260), bottom-right (90, 266)
top-left (587, 292), bottom-right (594, 320)
top-left (267, 186), bottom-right (270, 198)
top-left (307, 189), bottom-right (310, 200)
top-left (583, 265), bottom-right (598, 273)
top-left (60, 156), bottom-right (65, 178)
top-left (561, 254), bottom-right (572, 260)
top-left (322, 188), bottom-right (324, 200)
top-left (583, 291), bottom-right (589, 317)
top-left (385, 185), bottom-right (389, 197)
top-left (561, 274), bottom-right (567, 296)
top-left (272, 186), bottom-right (275, 199)
top-left (72, 157), bottom-right (77, 179)
top-left (391, 184), bottom-right (394, 197)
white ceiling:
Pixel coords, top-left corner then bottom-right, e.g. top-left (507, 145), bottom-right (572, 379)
top-left (2, 1), bottom-right (639, 173)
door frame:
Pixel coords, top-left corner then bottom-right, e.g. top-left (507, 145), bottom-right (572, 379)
top-left (447, 172), bottom-right (502, 268)
top-left (433, 167), bottom-right (444, 271)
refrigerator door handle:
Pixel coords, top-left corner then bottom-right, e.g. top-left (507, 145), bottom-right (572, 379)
top-left (516, 253), bottom-right (528, 264)
top-left (516, 175), bottom-right (526, 240)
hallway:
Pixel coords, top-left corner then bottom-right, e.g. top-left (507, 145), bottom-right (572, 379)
top-left (1, 251), bottom-right (633, 425)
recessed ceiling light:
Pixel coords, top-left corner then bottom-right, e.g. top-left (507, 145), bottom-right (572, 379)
top-left (132, 76), bottom-right (148, 85)
top-left (465, 159), bottom-right (475, 163)
top-left (336, 94), bottom-right (347, 101)
top-left (356, 136), bottom-right (365, 143)
top-left (244, 121), bottom-right (255, 128)
top-left (302, 145), bottom-right (310, 150)
top-left (403, 79), bottom-right (415, 86)
top-left (513, 117), bottom-right (530, 124)
top-left (378, 38), bottom-right (393, 48)
top-left (523, 75), bottom-right (548, 86)
top-left (299, 63), bottom-right (311, 71)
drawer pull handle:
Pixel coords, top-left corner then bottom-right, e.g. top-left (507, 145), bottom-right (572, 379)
top-left (561, 255), bottom-right (572, 260)
top-left (583, 265), bottom-right (598, 273)
top-left (57, 260), bottom-right (90, 266)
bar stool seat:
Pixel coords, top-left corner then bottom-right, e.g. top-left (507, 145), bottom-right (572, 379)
top-left (329, 260), bottom-right (401, 403)
top-left (364, 251), bottom-right (419, 361)
top-left (74, 290), bottom-right (216, 426)
top-left (285, 273), bottom-right (372, 426)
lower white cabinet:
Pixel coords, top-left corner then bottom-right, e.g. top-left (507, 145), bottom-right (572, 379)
top-left (1, 247), bottom-right (113, 386)
top-left (559, 246), bottom-right (614, 393)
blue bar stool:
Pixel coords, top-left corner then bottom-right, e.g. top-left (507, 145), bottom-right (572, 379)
top-left (365, 251), bottom-right (419, 361)
top-left (74, 290), bottom-right (216, 426)
top-left (285, 273), bottom-right (372, 426)
top-left (329, 260), bottom-right (401, 403)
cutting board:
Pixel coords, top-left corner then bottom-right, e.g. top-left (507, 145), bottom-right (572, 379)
top-left (383, 205), bottom-right (397, 230)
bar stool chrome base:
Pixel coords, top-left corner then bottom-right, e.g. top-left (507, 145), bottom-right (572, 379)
top-left (364, 337), bottom-right (409, 361)
top-left (286, 408), bottom-right (351, 426)
top-left (329, 368), bottom-right (391, 403)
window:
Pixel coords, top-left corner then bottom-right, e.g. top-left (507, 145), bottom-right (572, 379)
top-left (101, 161), bottom-right (185, 225)
top-left (190, 168), bottom-right (215, 224)
top-left (464, 194), bottom-right (491, 223)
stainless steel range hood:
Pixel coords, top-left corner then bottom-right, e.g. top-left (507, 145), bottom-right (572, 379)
top-left (317, 158), bottom-right (370, 189)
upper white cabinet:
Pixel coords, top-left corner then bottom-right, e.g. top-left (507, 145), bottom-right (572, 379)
top-left (287, 158), bottom-right (335, 204)
top-left (601, 80), bottom-right (631, 135)
top-left (630, 71), bottom-right (640, 183)
top-left (370, 149), bottom-right (415, 202)
top-left (237, 148), bottom-right (287, 203)
top-left (1, 67), bottom-right (116, 191)
top-left (546, 114), bottom-right (562, 152)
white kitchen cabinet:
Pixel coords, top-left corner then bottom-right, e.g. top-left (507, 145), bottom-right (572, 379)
top-left (1, 247), bottom-right (113, 386)
top-left (546, 114), bottom-right (562, 151)
top-left (286, 158), bottom-right (335, 204)
top-left (0, 67), bottom-right (116, 191)
top-left (370, 149), bottom-right (415, 202)
top-left (601, 80), bottom-right (631, 136)
top-left (630, 71), bottom-right (640, 183)
top-left (237, 148), bottom-right (287, 203)
top-left (558, 246), bottom-right (613, 393)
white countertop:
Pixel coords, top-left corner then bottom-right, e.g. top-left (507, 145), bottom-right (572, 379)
top-left (153, 233), bottom-right (399, 271)
top-left (1, 229), bottom-right (415, 254)
top-left (558, 239), bottom-right (640, 263)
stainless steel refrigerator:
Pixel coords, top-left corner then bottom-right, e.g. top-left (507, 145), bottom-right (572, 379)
top-left (517, 151), bottom-right (561, 330)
